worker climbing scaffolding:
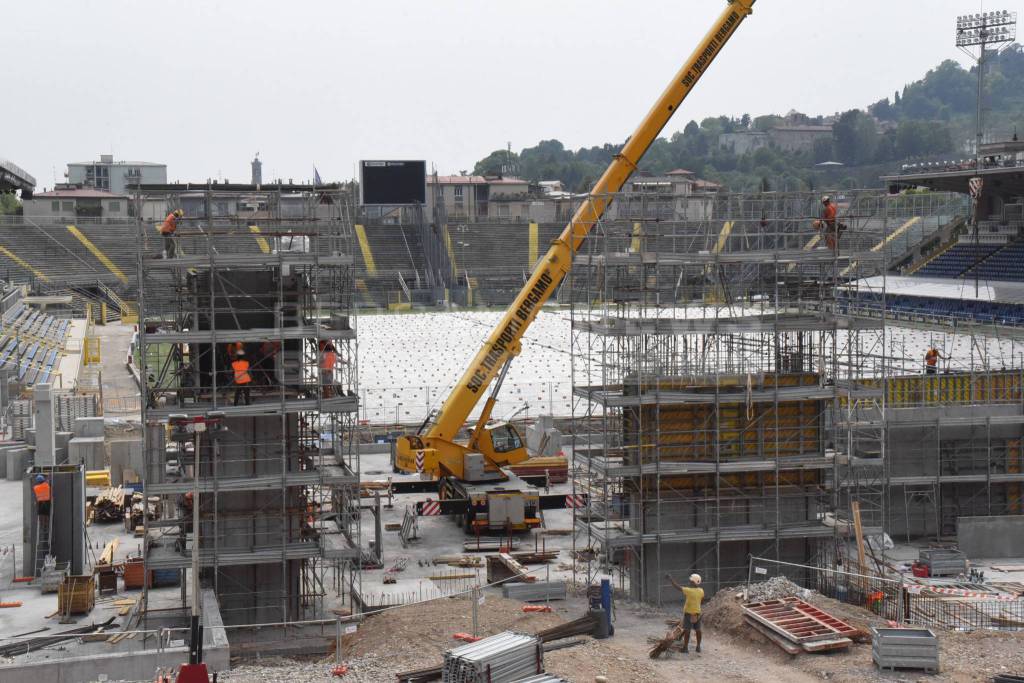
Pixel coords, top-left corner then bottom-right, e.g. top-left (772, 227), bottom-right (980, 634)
top-left (159, 208), bottom-right (184, 259)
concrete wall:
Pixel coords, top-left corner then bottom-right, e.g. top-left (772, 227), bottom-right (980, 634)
top-left (887, 403), bottom-right (1024, 539)
top-left (22, 465), bottom-right (86, 575)
top-left (958, 515), bottom-right (1024, 558)
top-left (637, 538), bottom-right (816, 604)
top-left (0, 589), bottom-right (228, 683)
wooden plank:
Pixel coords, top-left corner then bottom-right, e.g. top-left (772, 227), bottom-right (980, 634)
top-left (852, 501), bottom-right (867, 580)
top-left (743, 616), bottom-right (802, 655)
top-left (801, 637), bottom-right (852, 653)
top-left (98, 539), bottom-right (119, 566)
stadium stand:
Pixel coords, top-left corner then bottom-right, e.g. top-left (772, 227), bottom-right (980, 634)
top-left (913, 242), bottom-right (1000, 278)
top-left (962, 240), bottom-right (1024, 282)
top-left (0, 300), bottom-right (71, 385)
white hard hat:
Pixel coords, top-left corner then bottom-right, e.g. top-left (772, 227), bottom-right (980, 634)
top-left (689, 573), bottom-right (702, 585)
top-left (821, 195), bottom-right (831, 203)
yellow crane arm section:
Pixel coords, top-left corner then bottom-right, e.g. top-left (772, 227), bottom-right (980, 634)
top-left (428, 0), bottom-right (756, 441)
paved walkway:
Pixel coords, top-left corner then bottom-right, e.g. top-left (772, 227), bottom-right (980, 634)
top-left (94, 322), bottom-right (140, 417)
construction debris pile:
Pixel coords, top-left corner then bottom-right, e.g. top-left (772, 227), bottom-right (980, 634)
top-left (743, 576), bottom-right (808, 602)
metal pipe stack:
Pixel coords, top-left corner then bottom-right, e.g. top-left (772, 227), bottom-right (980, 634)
top-left (442, 631), bottom-right (543, 683)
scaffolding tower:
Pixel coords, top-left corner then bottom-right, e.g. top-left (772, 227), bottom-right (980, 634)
top-left (136, 187), bottom-right (360, 626)
top-left (570, 189), bottom-right (895, 603)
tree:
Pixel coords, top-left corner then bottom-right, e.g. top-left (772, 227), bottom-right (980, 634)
top-left (473, 149), bottom-right (520, 177)
top-left (0, 193), bottom-right (20, 215)
top-left (869, 97), bottom-right (894, 121)
top-left (740, 113), bottom-right (751, 129)
top-left (833, 109), bottom-right (877, 166)
top-left (812, 137), bottom-right (834, 164)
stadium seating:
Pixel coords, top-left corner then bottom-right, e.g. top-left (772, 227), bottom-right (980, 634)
top-left (961, 241), bottom-right (1024, 283)
top-left (914, 243), bottom-right (1000, 278)
top-left (0, 301), bottom-right (71, 385)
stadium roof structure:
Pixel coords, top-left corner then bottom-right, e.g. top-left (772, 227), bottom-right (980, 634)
top-left (882, 164), bottom-right (1024, 200)
top-left (0, 157), bottom-right (36, 192)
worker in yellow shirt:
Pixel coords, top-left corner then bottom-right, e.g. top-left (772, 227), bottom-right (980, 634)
top-left (666, 572), bottom-right (704, 654)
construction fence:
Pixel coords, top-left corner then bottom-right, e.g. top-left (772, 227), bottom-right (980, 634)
top-left (747, 555), bottom-right (1024, 632)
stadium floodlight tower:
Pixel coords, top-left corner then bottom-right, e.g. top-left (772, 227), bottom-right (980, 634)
top-left (955, 10), bottom-right (1017, 168)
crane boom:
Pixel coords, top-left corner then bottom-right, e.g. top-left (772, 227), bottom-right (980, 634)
top-left (428, 0), bottom-right (756, 441)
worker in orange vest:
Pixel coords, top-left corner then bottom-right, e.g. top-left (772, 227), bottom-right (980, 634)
top-left (232, 350), bottom-right (253, 405)
top-left (33, 473), bottom-right (52, 525)
top-left (924, 346), bottom-right (945, 375)
top-left (320, 342), bottom-right (337, 398)
top-left (812, 196), bottom-right (845, 251)
top-left (159, 209), bottom-right (184, 259)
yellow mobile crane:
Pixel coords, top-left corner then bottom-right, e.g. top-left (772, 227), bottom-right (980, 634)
top-left (395, 0), bottom-right (757, 531)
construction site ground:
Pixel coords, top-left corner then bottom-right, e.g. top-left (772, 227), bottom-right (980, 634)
top-left (0, 477), bottom-right (186, 669)
top-left (216, 585), bottom-right (1024, 682)
top-left (356, 447), bottom-right (585, 608)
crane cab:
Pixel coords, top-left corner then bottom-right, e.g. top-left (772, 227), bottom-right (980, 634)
top-left (393, 422), bottom-right (528, 480)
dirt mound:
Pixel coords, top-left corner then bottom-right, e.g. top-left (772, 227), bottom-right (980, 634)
top-left (700, 589), bottom-right (749, 638)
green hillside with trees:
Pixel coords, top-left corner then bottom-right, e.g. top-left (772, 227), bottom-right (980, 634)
top-left (473, 46), bottom-right (1024, 193)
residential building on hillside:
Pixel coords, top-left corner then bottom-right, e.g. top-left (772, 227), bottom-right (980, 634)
top-left (615, 169), bottom-right (718, 221)
top-left (719, 124), bottom-right (833, 155)
top-left (427, 175), bottom-right (530, 221)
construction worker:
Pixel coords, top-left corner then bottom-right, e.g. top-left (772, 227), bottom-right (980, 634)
top-left (33, 473), bottom-right (52, 525)
top-left (666, 572), bottom-right (704, 653)
top-left (320, 342), bottom-right (337, 398)
top-left (813, 196), bottom-right (844, 251)
top-left (231, 350), bottom-right (253, 405)
top-left (159, 209), bottom-right (184, 259)
top-left (925, 346), bottom-right (946, 375)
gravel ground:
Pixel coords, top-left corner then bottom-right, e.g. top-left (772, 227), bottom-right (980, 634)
top-left (212, 583), bottom-right (1024, 683)
top-left (220, 594), bottom-right (660, 682)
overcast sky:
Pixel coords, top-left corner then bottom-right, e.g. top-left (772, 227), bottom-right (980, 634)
top-left (2, 0), bottom-right (992, 187)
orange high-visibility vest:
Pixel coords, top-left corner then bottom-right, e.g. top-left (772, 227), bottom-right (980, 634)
top-left (320, 351), bottom-right (337, 371)
top-left (232, 359), bottom-right (252, 384)
top-left (159, 212), bottom-right (178, 235)
top-left (33, 481), bottom-right (51, 503)
top-left (925, 349), bottom-right (939, 367)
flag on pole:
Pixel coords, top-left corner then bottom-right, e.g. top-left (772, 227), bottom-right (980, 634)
top-left (314, 166), bottom-right (323, 186)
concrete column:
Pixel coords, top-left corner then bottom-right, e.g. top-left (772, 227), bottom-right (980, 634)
top-left (33, 384), bottom-right (55, 466)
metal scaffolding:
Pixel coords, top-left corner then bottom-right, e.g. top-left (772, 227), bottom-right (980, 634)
top-left (569, 189), bottom-right (898, 603)
top-left (135, 187), bottom-right (360, 626)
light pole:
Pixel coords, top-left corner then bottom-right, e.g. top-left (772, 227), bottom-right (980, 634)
top-left (956, 10), bottom-right (1017, 169)
top-left (395, 403), bottom-right (403, 431)
top-left (956, 10), bottom-right (1016, 297)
